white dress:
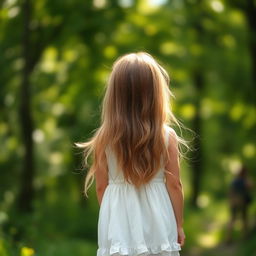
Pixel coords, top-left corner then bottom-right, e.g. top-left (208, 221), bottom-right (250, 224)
top-left (97, 125), bottom-right (181, 256)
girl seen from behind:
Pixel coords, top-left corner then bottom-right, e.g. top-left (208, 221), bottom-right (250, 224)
top-left (75, 52), bottom-right (189, 256)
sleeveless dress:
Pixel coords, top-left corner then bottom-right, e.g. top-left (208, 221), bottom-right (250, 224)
top-left (97, 125), bottom-right (181, 256)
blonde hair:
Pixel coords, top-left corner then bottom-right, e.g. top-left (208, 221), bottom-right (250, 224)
top-left (75, 52), bottom-right (189, 197)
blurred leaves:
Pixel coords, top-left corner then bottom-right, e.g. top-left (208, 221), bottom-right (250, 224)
top-left (0, 0), bottom-right (255, 255)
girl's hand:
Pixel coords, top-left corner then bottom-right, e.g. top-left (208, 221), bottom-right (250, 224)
top-left (177, 227), bottom-right (185, 247)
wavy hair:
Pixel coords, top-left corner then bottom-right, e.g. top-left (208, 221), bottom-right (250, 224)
top-left (75, 52), bottom-right (189, 196)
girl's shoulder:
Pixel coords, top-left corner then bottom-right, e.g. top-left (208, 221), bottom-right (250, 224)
top-left (164, 124), bottom-right (177, 139)
top-left (164, 124), bottom-right (179, 150)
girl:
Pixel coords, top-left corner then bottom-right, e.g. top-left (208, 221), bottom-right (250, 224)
top-left (75, 52), bottom-right (187, 256)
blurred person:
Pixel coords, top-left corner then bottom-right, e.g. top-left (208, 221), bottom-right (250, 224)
top-left (75, 52), bottom-right (190, 256)
top-left (226, 165), bottom-right (253, 243)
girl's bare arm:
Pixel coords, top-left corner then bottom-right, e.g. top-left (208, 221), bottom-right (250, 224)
top-left (164, 130), bottom-right (184, 229)
top-left (95, 152), bottom-right (109, 205)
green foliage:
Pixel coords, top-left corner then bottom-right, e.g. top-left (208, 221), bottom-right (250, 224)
top-left (0, 0), bottom-right (255, 255)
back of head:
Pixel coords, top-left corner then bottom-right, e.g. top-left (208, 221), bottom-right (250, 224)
top-left (104, 52), bottom-right (171, 129)
top-left (75, 52), bottom-right (184, 196)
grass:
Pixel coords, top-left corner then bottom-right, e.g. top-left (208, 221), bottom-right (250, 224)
top-left (0, 236), bottom-right (97, 256)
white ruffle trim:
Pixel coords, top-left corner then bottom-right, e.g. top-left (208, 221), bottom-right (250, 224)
top-left (97, 242), bottom-right (181, 256)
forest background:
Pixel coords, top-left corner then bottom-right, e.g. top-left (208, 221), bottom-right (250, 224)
top-left (0, 0), bottom-right (256, 255)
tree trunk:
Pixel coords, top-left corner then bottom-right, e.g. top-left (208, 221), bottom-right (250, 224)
top-left (245, 0), bottom-right (256, 104)
top-left (191, 70), bottom-right (203, 207)
top-left (17, 0), bottom-right (35, 213)
top-left (245, 0), bottom-right (256, 231)
top-left (185, 0), bottom-right (205, 208)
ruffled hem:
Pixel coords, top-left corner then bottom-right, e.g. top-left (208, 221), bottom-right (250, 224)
top-left (97, 242), bottom-right (181, 256)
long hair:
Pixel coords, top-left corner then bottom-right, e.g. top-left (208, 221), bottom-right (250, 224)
top-left (75, 52), bottom-right (188, 196)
